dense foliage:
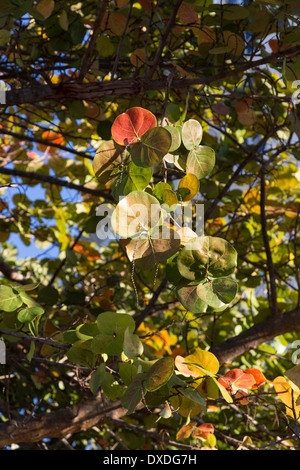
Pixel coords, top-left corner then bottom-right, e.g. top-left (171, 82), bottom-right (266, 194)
top-left (0, 0), bottom-right (300, 451)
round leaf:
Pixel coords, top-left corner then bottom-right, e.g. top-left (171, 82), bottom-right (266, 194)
top-left (131, 127), bottom-right (171, 168)
top-left (126, 224), bottom-right (181, 270)
top-left (0, 285), bottom-right (23, 312)
top-left (17, 306), bottom-right (44, 323)
top-left (177, 173), bottom-right (199, 201)
top-left (111, 107), bottom-right (157, 146)
top-left (177, 236), bottom-right (237, 281)
top-left (111, 191), bottom-right (162, 239)
top-left (186, 145), bottom-right (215, 180)
top-left (182, 119), bottom-right (203, 150)
top-left (93, 140), bottom-right (123, 183)
top-left (164, 125), bottom-right (181, 152)
top-left (145, 357), bottom-right (174, 392)
top-left (176, 279), bottom-right (208, 314)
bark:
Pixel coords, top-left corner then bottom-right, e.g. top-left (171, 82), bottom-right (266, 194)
top-left (0, 395), bottom-right (123, 448)
top-left (210, 306), bottom-right (300, 365)
top-left (2, 45), bottom-right (299, 108)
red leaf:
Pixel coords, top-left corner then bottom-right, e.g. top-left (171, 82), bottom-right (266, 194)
top-left (244, 368), bottom-right (268, 389)
top-left (218, 368), bottom-right (256, 391)
top-left (111, 107), bottom-right (157, 146)
top-left (193, 423), bottom-right (214, 440)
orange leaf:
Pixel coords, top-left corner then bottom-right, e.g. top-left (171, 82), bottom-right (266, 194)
top-left (218, 369), bottom-right (256, 392)
top-left (244, 368), bottom-right (268, 389)
top-left (192, 423), bottom-right (214, 440)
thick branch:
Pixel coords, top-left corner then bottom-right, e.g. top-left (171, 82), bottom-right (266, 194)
top-left (0, 258), bottom-right (26, 284)
top-left (210, 306), bottom-right (300, 365)
top-left (2, 45), bottom-right (300, 107)
top-left (0, 395), bottom-right (122, 448)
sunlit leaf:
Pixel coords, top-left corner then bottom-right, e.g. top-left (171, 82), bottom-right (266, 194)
top-left (182, 119), bottom-right (203, 150)
top-left (111, 107), bottom-right (157, 146)
top-left (177, 173), bottom-right (199, 201)
top-left (186, 145), bottom-right (215, 180)
top-left (111, 191), bottom-right (162, 239)
top-left (218, 369), bottom-right (256, 392)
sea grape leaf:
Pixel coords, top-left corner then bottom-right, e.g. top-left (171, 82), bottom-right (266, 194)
top-left (111, 107), bottom-right (156, 146)
top-left (182, 119), bottom-right (203, 150)
top-left (121, 373), bottom-right (146, 414)
top-left (164, 125), bottom-right (181, 152)
top-left (218, 369), bottom-right (256, 391)
top-left (131, 127), bottom-right (172, 168)
top-left (123, 327), bottom-right (144, 359)
top-left (196, 277), bottom-right (237, 308)
top-left (112, 161), bottom-right (152, 198)
top-left (186, 145), bottom-right (215, 180)
top-left (177, 173), bottom-right (199, 201)
top-left (145, 357), bottom-right (174, 392)
top-left (183, 348), bottom-right (220, 377)
top-left (179, 387), bottom-right (206, 412)
top-left (176, 279), bottom-right (208, 314)
top-left (17, 306), bottom-right (44, 323)
top-left (92, 140), bottom-right (123, 184)
top-left (125, 224), bottom-right (181, 270)
top-left (111, 191), bottom-right (162, 239)
top-left (91, 312), bottom-right (135, 355)
top-left (0, 285), bottom-right (23, 312)
top-left (177, 236), bottom-right (237, 281)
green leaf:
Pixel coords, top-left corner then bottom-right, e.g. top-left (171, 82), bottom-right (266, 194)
top-left (144, 357), bottom-right (174, 392)
top-left (93, 140), bottom-right (123, 184)
top-left (0, 285), bottom-right (23, 312)
top-left (125, 224), bottom-right (181, 270)
top-left (196, 277), bottom-right (237, 309)
top-left (67, 342), bottom-right (96, 368)
top-left (119, 362), bottom-right (138, 386)
top-left (89, 363), bottom-right (121, 399)
top-left (121, 373), bottom-right (145, 414)
top-left (123, 327), bottom-right (144, 359)
top-left (186, 145), bottom-right (215, 179)
top-left (176, 279), bottom-right (208, 314)
top-left (17, 306), bottom-right (44, 323)
top-left (177, 236), bottom-right (237, 281)
top-left (131, 127), bottom-right (171, 168)
top-left (112, 161), bottom-right (152, 198)
top-left (91, 312), bottom-right (135, 355)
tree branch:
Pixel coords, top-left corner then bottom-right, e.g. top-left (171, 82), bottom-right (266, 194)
top-left (210, 306), bottom-right (300, 365)
top-left (2, 45), bottom-right (299, 107)
top-left (0, 395), bottom-right (122, 448)
top-left (260, 165), bottom-right (279, 316)
top-left (0, 167), bottom-right (114, 201)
